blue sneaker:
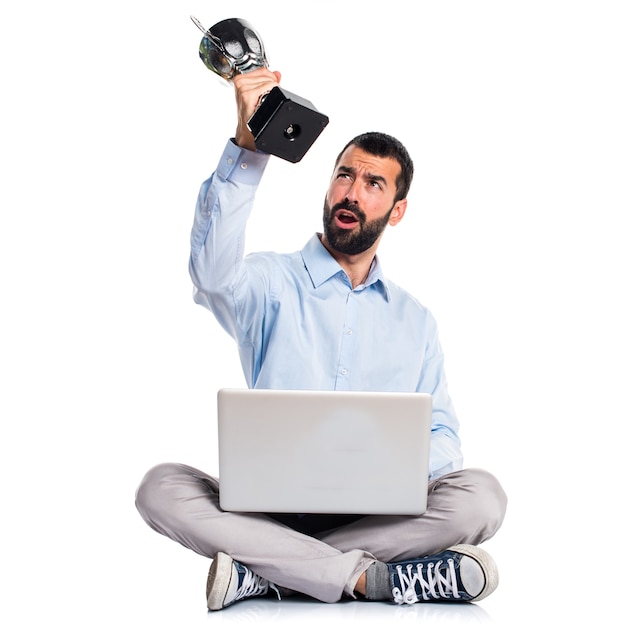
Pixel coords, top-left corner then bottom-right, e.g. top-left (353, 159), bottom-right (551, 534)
top-left (206, 552), bottom-right (279, 611)
top-left (388, 544), bottom-right (498, 605)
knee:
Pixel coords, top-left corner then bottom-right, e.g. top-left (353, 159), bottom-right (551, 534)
top-left (460, 467), bottom-right (508, 536)
top-left (135, 462), bottom-right (184, 525)
top-left (435, 467), bottom-right (507, 542)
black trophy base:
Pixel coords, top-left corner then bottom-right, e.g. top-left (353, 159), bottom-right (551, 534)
top-left (248, 87), bottom-right (329, 163)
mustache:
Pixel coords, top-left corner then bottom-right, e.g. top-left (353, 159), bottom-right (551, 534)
top-left (331, 199), bottom-right (366, 224)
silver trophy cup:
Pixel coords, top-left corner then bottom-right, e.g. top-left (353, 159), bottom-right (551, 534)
top-left (191, 16), bottom-right (329, 163)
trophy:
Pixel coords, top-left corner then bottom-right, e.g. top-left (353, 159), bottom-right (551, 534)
top-left (191, 16), bottom-right (329, 163)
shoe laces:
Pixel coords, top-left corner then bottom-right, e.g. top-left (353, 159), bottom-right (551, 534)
top-left (392, 558), bottom-right (461, 605)
top-left (234, 566), bottom-right (281, 603)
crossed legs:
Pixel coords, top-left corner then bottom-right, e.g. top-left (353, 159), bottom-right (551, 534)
top-left (135, 462), bottom-right (507, 603)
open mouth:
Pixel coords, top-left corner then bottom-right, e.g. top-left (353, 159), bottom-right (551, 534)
top-left (335, 209), bottom-right (360, 226)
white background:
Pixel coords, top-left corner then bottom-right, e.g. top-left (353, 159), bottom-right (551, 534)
top-left (1, 1), bottom-right (624, 624)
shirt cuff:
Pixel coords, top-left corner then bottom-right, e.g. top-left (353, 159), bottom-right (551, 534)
top-left (216, 138), bottom-right (270, 185)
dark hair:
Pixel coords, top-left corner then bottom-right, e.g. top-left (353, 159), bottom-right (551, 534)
top-left (335, 132), bottom-right (414, 202)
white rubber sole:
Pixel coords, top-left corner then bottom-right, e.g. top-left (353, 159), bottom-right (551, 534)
top-left (206, 552), bottom-right (235, 611)
top-left (448, 544), bottom-right (499, 602)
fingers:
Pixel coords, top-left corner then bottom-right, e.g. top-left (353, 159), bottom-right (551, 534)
top-left (233, 69), bottom-right (281, 150)
top-left (233, 68), bottom-right (281, 117)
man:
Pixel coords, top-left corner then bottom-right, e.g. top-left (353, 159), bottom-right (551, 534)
top-left (136, 68), bottom-right (507, 610)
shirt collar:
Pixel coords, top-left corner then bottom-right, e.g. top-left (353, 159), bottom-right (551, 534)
top-left (300, 234), bottom-right (392, 301)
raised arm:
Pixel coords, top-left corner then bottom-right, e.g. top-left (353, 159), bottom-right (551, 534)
top-left (188, 69), bottom-right (281, 338)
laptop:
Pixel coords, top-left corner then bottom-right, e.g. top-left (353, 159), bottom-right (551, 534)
top-left (217, 388), bottom-right (432, 515)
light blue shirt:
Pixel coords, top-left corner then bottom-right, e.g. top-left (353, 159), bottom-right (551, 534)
top-left (190, 140), bottom-right (462, 478)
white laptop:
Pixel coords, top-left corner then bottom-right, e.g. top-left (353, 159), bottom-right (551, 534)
top-left (217, 388), bottom-right (432, 515)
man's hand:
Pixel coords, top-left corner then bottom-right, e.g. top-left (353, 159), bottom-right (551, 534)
top-left (233, 68), bottom-right (282, 151)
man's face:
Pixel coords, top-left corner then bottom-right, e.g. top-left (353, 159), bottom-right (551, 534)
top-left (323, 146), bottom-right (405, 256)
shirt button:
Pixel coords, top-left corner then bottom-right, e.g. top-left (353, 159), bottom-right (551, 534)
top-left (346, 328), bottom-right (353, 335)
top-left (227, 158), bottom-right (233, 165)
top-left (341, 368), bottom-right (347, 376)
top-left (240, 162), bottom-right (248, 169)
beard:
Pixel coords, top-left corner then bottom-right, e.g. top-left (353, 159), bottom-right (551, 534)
top-left (323, 199), bottom-right (393, 255)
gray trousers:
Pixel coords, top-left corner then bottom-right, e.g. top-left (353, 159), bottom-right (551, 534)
top-left (135, 463), bottom-right (507, 604)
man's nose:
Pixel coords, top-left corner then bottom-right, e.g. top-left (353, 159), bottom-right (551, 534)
top-left (344, 182), bottom-right (359, 204)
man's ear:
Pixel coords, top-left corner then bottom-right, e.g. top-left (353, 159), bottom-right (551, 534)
top-left (388, 199), bottom-right (408, 226)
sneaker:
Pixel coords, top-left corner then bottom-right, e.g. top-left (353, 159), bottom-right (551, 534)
top-left (206, 552), bottom-right (279, 611)
top-left (388, 544), bottom-right (498, 605)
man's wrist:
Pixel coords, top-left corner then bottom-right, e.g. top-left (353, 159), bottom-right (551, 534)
top-left (234, 125), bottom-right (256, 152)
